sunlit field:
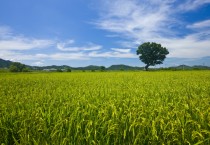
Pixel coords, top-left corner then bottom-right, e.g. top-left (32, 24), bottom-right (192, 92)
top-left (0, 71), bottom-right (210, 144)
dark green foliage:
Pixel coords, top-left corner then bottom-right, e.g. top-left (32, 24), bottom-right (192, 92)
top-left (0, 58), bottom-right (12, 68)
top-left (66, 68), bottom-right (72, 72)
top-left (9, 62), bottom-right (29, 72)
top-left (56, 69), bottom-right (63, 72)
top-left (0, 68), bottom-right (9, 73)
top-left (107, 65), bottom-right (143, 70)
top-left (9, 65), bottom-right (18, 72)
top-left (137, 42), bottom-right (169, 71)
top-left (100, 66), bottom-right (106, 72)
top-left (80, 65), bottom-right (100, 71)
top-left (22, 67), bottom-right (30, 72)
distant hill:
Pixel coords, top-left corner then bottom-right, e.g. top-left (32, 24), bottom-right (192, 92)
top-left (32, 65), bottom-right (72, 70)
top-left (34, 64), bottom-right (143, 71)
top-left (74, 65), bottom-right (102, 70)
top-left (31, 64), bottom-right (210, 71)
top-left (170, 65), bottom-right (192, 70)
top-left (0, 58), bottom-right (12, 68)
top-left (167, 65), bottom-right (210, 70)
top-left (32, 65), bottom-right (102, 71)
top-left (107, 64), bottom-right (143, 70)
top-left (0, 58), bottom-right (209, 71)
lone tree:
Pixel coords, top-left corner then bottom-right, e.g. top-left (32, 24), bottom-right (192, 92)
top-left (136, 42), bottom-right (169, 71)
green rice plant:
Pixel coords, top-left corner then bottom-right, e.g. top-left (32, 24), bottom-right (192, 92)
top-left (0, 71), bottom-right (210, 144)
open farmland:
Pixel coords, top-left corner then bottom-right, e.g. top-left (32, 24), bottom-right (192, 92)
top-left (0, 71), bottom-right (210, 144)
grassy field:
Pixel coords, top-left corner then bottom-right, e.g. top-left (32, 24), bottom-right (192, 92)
top-left (0, 71), bottom-right (210, 144)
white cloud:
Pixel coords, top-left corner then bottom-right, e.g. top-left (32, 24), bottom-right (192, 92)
top-left (57, 40), bottom-right (102, 51)
top-left (0, 26), bottom-right (94, 62)
top-left (35, 54), bottom-right (49, 59)
top-left (158, 36), bottom-right (210, 58)
top-left (0, 25), bottom-right (136, 62)
top-left (95, 0), bottom-right (174, 36)
top-left (0, 50), bottom-right (48, 62)
top-left (49, 53), bottom-right (88, 60)
top-left (0, 26), bottom-right (12, 38)
top-left (178, 0), bottom-right (210, 11)
top-left (93, 0), bottom-right (210, 58)
top-left (0, 50), bottom-right (20, 61)
top-left (111, 48), bottom-right (131, 53)
top-left (187, 19), bottom-right (210, 29)
top-left (32, 61), bottom-right (45, 66)
top-left (0, 50), bottom-right (136, 63)
top-left (0, 50), bottom-right (87, 61)
top-left (88, 51), bottom-right (136, 58)
top-left (0, 38), bottom-right (53, 50)
top-left (0, 26), bottom-right (54, 50)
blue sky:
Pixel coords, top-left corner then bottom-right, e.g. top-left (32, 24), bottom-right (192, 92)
top-left (0, 0), bottom-right (210, 67)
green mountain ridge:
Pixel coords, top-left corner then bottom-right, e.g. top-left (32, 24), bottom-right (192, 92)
top-left (0, 58), bottom-right (13, 68)
top-left (0, 58), bottom-right (143, 70)
top-left (0, 58), bottom-right (210, 70)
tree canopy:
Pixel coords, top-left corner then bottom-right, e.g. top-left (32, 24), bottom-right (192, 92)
top-left (100, 66), bottom-right (106, 72)
top-left (136, 42), bottom-right (169, 71)
top-left (9, 62), bottom-right (29, 72)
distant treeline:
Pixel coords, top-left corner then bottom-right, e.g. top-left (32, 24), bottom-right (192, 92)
top-left (0, 58), bottom-right (210, 72)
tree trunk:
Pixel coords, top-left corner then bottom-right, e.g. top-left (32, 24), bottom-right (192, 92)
top-left (145, 64), bottom-right (149, 71)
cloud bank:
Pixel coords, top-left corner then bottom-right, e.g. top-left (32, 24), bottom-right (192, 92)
top-left (94, 0), bottom-right (210, 58)
top-left (0, 26), bottom-right (135, 65)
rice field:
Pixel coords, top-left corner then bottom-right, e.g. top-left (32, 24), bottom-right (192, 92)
top-left (0, 71), bottom-right (210, 144)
